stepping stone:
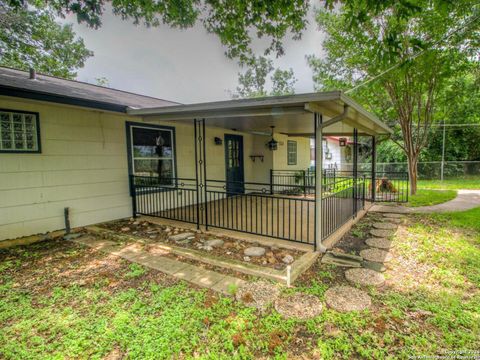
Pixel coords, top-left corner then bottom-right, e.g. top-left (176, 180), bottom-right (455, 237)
top-left (204, 239), bottom-right (224, 248)
top-left (274, 293), bottom-right (323, 319)
top-left (345, 268), bottom-right (385, 287)
top-left (383, 213), bottom-right (404, 219)
top-left (325, 286), bottom-right (371, 312)
top-left (373, 222), bottom-right (397, 230)
top-left (169, 232), bottom-right (195, 242)
top-left (244, 246), bottom-right (266, 257)
top-left (235, 281), bottom-right (280, 311)
top-left (370, 229), bottom-right (394, 238)
top-left (387, 218), bottom-right (402, 224)
top-left (360, 248), bottom-right (393, 263)
top-left (362, 260), bottom-right (387, 272)
top-left (365, 237), bottom-right (393, 249)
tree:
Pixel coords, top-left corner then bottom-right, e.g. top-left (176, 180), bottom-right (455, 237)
top-left (6, 0), bottom-right (309, 65)
top-left (309, 1), bottom-right (479, 194)
top-left (232, 56), bottom-right (297, 98)
top-left (0, 3), bottom-right (92, 78)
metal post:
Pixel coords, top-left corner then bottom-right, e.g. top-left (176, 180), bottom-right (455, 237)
top-left (270, 169), bottom-right (274, 195)
top-left (193, 119), bottom-right (200, 230)
top-left (371, 136), bottom-right (376, 202)
top-left (314, 113), bottom-right (326, 253)
top-left (441, 122), bottom-right (446, 181)
top-left (130, 175), bottom-right (137, 218)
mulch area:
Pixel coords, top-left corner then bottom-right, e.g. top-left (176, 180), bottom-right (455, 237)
top-left (99, 219), bottom-right (304, 270)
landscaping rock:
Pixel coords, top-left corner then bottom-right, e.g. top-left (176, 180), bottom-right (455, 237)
top-left (360, 248), bottom-right (393, 263)
top-left (321, 252), bottom-right (362, 267)
top-left (169, 232), bottom-right (195, 242)
top-left (243, 256), bottom-right (251, 262)
top-left (235, 281), bottom-right (280, 311)
top-left (282, 254), bottom-right (294, 264)
top-left (63, 233), bottom-right (83, 241)
top-left (373, 222), bottom-right (397, 230)
top-left (325, 286), bottom-right (371, 312)
top-left (370, 229), bottom-right (394, 238)
top-left (362, 260), bottom-right (387, 272)
top-left (345, 268), bottom-right (385, 287)
top-left (120, 227), bottom-right (130, 232)
top-left (274, 293), bottom-right (323, 319)
top-left (365, 237), bottom-right (393, 249)
top-left (204, 239), bottom-right (224, 248)
top-left (383, 213), bottom-right (404, 219)
top-left (244, 246), bottom-right (266, 257)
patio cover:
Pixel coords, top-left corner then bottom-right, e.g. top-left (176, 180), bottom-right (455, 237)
top-left (127, 91), bottom-right (392, 136)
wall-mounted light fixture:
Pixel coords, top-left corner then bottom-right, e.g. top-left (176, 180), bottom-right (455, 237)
top-left (266, 126), bottom-right (278, 151)
top-left (339, 138), bottom-right (347, 147)
top-left (214, 137), bottom-right (222, 145)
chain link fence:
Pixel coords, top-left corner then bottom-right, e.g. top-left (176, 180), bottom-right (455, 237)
top-left (338, 161), bottom-right (480, 180)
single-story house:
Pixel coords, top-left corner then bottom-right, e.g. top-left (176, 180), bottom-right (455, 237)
top-left (0, 67), bottom-right (392, 251)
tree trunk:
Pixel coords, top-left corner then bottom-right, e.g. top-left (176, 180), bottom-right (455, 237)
top-left (407, 154), bottom-right (418, 195)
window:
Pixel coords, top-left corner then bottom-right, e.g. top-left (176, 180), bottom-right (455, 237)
top-left (287, 140), bottom-right (297, 165)
top-left (0, 109), bottom-right (40, 153)
top-left (127, 123), bottom-right (176, 184)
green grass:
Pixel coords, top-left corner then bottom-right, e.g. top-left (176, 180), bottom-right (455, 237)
top-left (406, 189), bottom-right (457, 207)
top-left (1, 211), bottom-right (479, 358)
top-left (430, 206), bottom-right (480, 233)
top-left (418, 177), bottom-right (480, 190)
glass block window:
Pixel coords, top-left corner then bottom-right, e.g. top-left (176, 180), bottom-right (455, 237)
top-left (287, 140), bottom-right (297, 165)
top-left (0, 110), bottom-right (40, 153)
top-left (128, 124), bottom-right (176, 184)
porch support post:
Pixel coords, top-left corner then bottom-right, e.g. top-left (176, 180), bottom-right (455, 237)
top-left (353, 128), bottom-right (358, 217)
top-left (194, 119), bottom-right (200, 230)
top-left (314, 112), bottom-right (327, 253)
top-left (371, 136), bottom-right (376, 202)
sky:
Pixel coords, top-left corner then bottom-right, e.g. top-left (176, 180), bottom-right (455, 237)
top-left (66, 7), bottom-right (325, 104)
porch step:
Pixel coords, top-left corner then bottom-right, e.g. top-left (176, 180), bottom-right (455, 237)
top-left (71, 235), bottom-right (246, 296)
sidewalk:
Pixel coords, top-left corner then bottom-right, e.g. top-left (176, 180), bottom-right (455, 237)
top-left (370, 189), bottom-right (480, 214)
top-left (72, 236), bottom-right (246, 295)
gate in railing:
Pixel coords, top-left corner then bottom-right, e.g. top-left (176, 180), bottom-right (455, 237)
top-left (130, 175), bottom-right (367, 246)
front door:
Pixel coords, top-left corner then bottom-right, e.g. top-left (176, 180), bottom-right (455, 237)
top-left (224, 134), bottom-right (244, 194)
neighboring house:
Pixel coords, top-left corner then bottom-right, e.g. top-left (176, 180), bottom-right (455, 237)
top-left (0, 67), bottom-right (391, 250)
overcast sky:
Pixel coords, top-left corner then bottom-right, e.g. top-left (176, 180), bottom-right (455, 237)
top-left (66, 6), bottom-right (325, 104)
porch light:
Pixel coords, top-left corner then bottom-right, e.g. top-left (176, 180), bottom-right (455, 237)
top-left (267, 126), bottom-right (278, 151)
top-left (339, 138), bottom-right (347, 147)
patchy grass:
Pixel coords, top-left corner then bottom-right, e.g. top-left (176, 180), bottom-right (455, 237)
top-left (406, 189), bottom-right (457, 207)
top-left (418, 177), bottom-right (480, 190)
top-left (0, 211), bottom-right (479, 358)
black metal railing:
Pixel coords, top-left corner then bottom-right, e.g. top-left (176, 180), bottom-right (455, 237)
top-left (205, 179), bottom-right (315, 244)
top-left (131, 175), bottom-right (368, 246)
top-left (271, 169), bottom-right (409, 202)
top-left (131, 175), bottom-right (199, 224)
top-left (322, 176), bottom-right (366, 239)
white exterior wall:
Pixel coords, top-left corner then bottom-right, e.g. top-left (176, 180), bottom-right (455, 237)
top-left (0, 96), bottom-right (275, 241)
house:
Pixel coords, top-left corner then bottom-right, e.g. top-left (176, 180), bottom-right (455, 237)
top-left (0, 67), bottom-right (391, 251)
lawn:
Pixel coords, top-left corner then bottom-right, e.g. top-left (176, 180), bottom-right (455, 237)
top-left (1, 209), bottom-right (479, 359)
top-left (405, 189), bottom-right (457, 207)
top-left (418, 177), bottom-right (480, 190)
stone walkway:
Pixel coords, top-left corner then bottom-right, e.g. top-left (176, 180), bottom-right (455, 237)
top-left (72, 236), bottom-right (246, 295)
top-left (370, 189), bottom-right (480, 214)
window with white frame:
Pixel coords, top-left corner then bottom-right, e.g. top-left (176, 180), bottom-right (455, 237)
top-left (128, 123), bottom-right (176, 184)
top-left (287, 140), bottom-right (297, 165)
top-left (0, 110), bottom-right (40, 153)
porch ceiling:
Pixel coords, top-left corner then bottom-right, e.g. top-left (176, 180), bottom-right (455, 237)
top-left (127, 91), bottom-right (392, 137)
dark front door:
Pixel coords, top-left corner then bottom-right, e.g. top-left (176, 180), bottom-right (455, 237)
top-left (225, 134), bottom-right (244, 194)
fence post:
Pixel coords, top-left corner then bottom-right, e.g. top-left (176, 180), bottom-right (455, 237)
top-left (270, 169), bottom-right (274, 195)
top-left (130, 175), bottom-right (137, 218)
